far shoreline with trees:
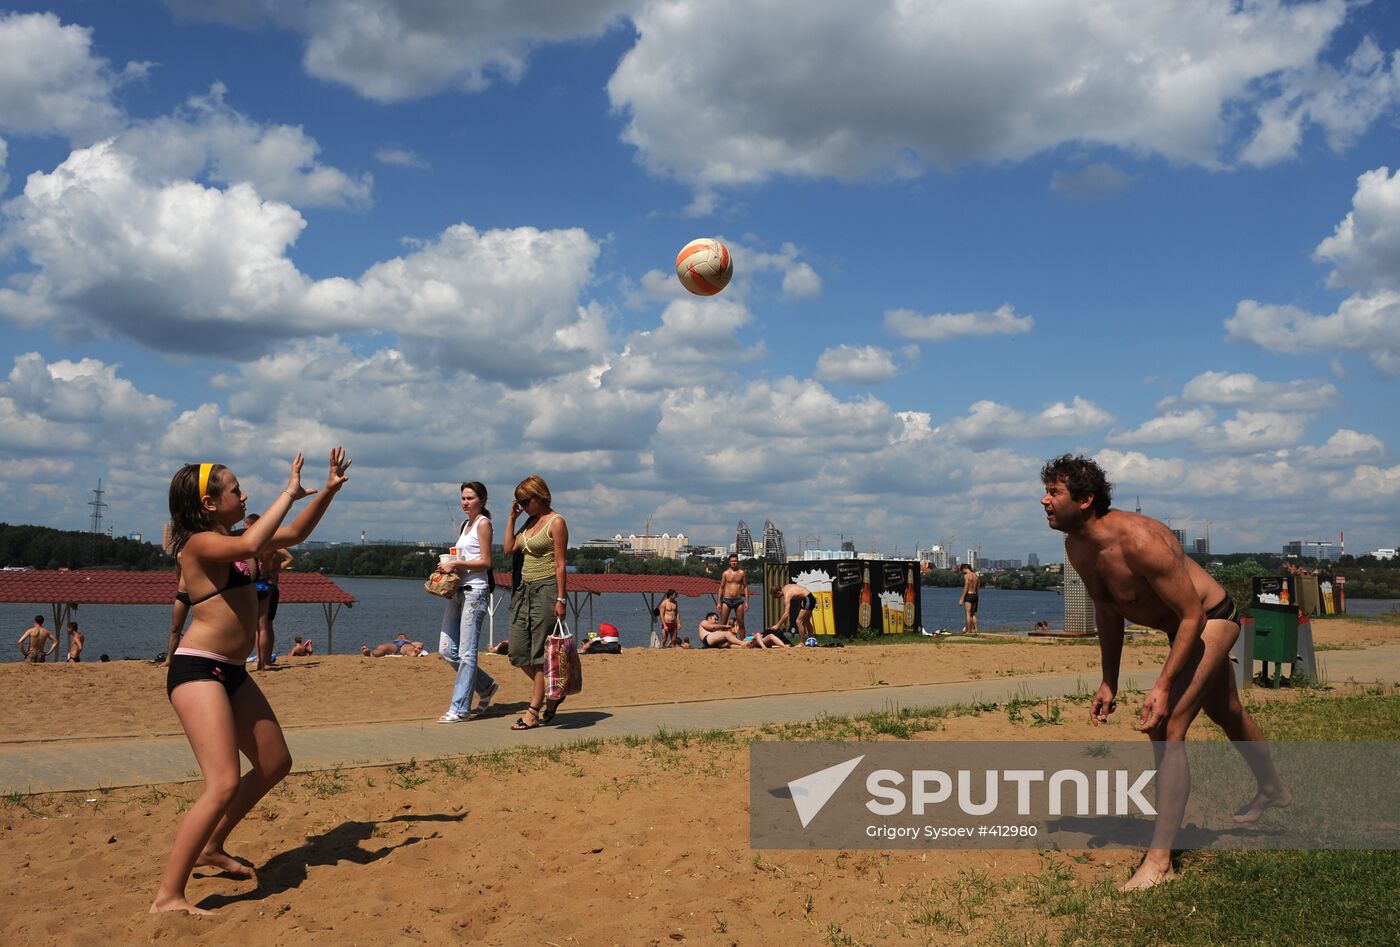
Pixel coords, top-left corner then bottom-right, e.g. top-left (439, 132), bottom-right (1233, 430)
top-left (4, 522), bottom-right (1400, 600)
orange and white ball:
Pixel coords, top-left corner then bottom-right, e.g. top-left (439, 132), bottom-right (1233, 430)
top-left (675, 237), bottom-right (733, 296)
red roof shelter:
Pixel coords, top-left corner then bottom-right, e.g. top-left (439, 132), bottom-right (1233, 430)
top-left (0, 570), bottom-right (356, 654)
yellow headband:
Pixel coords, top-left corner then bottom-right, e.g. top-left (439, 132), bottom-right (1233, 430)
top-left (198, 463), bottom-right (214, 498)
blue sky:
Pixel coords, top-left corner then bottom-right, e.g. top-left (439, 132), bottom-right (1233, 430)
top-left (1, 0), bottom-right (1398, 562)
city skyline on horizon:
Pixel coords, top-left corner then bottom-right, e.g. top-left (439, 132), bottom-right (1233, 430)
top-left (37, 480), bottom-right (1369, 564)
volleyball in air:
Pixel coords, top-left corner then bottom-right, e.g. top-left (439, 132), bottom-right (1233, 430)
top-left (675, 237), bottom-right (733, 296)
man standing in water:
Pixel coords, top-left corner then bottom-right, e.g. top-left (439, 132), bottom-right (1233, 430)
top-left (1041, 453), bottom-right (1289, 890)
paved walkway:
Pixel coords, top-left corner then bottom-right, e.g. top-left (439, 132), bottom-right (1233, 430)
top-left (4, 643), bottom-right (1398, 796)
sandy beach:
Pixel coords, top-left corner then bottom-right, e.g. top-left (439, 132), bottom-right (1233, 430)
top-left (6, 618), bottom-right (1391, 744)
top-left (2, 620), bottom-right (1395, 944)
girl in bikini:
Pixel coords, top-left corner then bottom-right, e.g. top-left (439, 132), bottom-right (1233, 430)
top-left (151, 448), bottom-right (350, 915)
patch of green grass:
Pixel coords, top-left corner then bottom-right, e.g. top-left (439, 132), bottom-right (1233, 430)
top-left (824, 921), bottom-right (856, 946)
top-left (306, 765), bottom-right (350, 797)
top-left (904, 868), bottom-right (998, 934)
top-left (388, 758), bottom-right (430, 790)
top-left (1071, 850), bottom-right (1400, 946)
top-left (1238, 690), bottom-right (1400, 741)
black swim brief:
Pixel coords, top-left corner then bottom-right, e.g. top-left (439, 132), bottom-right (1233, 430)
top-left (965, 593), bottom-right (979, 616)
top-left (166, 650), bottom-right (249, 701)
top-left (789, 594), bottom-right (816, 627)
top-left (720, 596), bottom-right (745, 610)
top-left (1204, 593), bottom-right (1241, 626)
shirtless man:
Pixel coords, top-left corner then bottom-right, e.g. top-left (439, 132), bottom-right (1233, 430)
top-left (66, 621), bottom-right (84, 662)
top-left (770, 583), bottom-right (815, 638)
top-left (1041, 454), bottom-right (1289, 891)
top-left (288, 636), bottom-right (313, 656)
top-left (958, 564), bottom-right (980, 634)
top-left (696, 612), bottom-right (746, 648)
top-left (718, 554), bottom-right (749, 634)
top-left (658, 589), bottom-right (681, 648)
top-left (17, 616), bottom-right (56, 663)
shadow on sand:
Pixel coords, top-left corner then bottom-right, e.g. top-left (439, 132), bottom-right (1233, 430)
top-left (198, 811), bottom-right (466, 908)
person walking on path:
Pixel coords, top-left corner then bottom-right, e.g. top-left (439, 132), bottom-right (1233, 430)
top-left (434, 481), bottom-right (500, 722)
top-left (502, 475), bottom-right (567, 730)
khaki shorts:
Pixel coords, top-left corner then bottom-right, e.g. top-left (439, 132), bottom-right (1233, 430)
top-left (509, 577), bottom-right (557, 668)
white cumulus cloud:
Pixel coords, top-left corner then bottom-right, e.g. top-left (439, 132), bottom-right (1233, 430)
top-left (814, 344), bottom-right (909, 385)
top-left (885, 303), bottom-right (1033, 343)
top-left (0, 11), bottom-right (144, 142)
top-left (116, 84), bottom-right (373, 208)
top-left (164, 0), bottom-right (636, 103)
top-left (1175, 370), bottom-right (1337, 411)
top-left (1227, 167), bottom-right (1400, 373)
top-left (0, 141), bottom-right (607, 383)
top-left (939, 396), bottom-right (1112, 449)
top-left (1107, 409), bottom-right (1215, 447)
top-left (608, 0), bottom-right (1385, 189)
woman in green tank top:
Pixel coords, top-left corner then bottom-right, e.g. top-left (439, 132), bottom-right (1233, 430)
top-left (502, 474), bottom-right (569, 729)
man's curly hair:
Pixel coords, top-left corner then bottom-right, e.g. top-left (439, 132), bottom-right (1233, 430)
top-left (1040, 454), bottom-right (1112, 516)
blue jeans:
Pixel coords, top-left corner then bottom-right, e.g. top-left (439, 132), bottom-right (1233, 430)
top-left (439, 585), bottom-right (496, 715)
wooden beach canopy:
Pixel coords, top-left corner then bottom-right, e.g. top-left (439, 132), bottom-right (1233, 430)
top-left (487, 572), bottom-right (723, 646)
top-left (0, 570), bottom-right (357, 655)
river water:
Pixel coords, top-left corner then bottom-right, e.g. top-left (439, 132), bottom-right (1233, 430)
top-left (3, 581), bottom-right (1067, 661)
top-left (4, 580), bottom-right (1394, 662)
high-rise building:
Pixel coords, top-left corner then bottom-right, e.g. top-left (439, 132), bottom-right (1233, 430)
top-left (1282, 540), bottom-right (1303, 557)
top-left (1194, 537), bottom-right (1210, 555)
top-left (1063, 556), bottom-right (1095, 634)
top-left (1027, 552), bottom-right (1040, 567)
top-left (965, 549), bottom-right (978, 571)
top-left (920, 544), bottom-right (951, 570)
top-left (841, 540), bottom-right (856, 552)
top-left (762, 519), bottom-right (787, 562)
top-left (1171, 529), bottom-right (1186, 548)
top-left (735, 521), bottom-right (754, 557)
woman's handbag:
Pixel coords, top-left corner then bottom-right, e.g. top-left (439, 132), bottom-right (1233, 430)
top-left (424, 569), bottom-right (462, 598)
top-left (544, 619), bottom-right (583, 701)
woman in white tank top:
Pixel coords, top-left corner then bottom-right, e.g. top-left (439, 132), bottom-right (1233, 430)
top-left (434, 481), bottom-right (499, 723)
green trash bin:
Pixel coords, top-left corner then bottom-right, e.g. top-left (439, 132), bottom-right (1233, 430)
top-left (1251, 577), bottom-right (1299, 688)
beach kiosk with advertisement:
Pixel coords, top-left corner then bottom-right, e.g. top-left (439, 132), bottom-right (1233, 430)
top-left (765, 559), bottom-right (922, 638)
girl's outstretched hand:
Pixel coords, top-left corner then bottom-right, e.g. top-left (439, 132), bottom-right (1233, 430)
top-left (326, 446), bottom-right (352, 493)
top-left (285, 453), bottom-right (316, 500)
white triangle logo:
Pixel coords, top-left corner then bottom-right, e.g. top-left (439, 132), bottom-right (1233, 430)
top-left (788, 755), bottom-right (864, 828)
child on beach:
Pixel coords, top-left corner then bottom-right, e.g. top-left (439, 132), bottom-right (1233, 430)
top-left (151, 448), bottom-right (350, 915)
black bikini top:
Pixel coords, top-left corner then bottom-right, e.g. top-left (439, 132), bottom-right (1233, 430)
top-left (185, 560), bottom-right (255, 606)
